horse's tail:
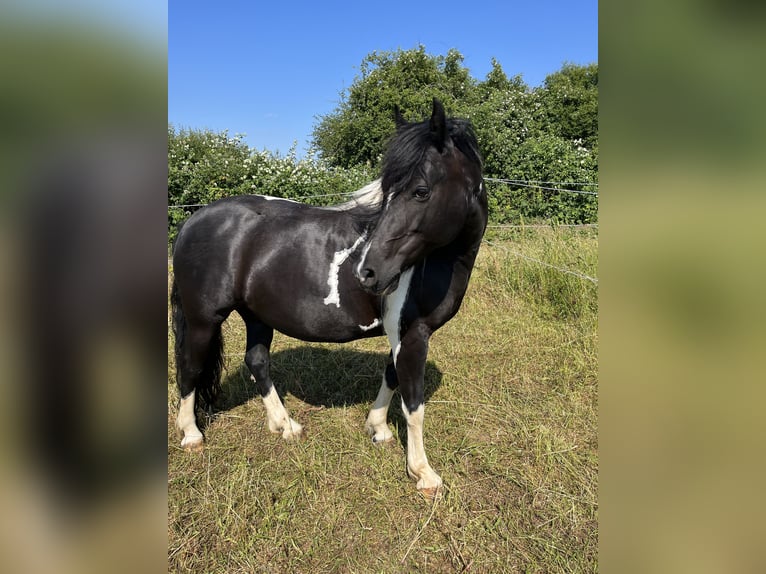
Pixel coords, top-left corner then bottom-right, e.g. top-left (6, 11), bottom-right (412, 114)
top-left (171, 278), bottom-right (224, 409)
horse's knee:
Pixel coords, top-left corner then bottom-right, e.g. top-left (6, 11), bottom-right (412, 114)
top-left (245, 346), bottom-right (269, 376)
top-left (384, 361), bottom-right (398, 390)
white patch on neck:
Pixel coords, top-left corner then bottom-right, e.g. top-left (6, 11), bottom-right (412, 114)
top-left (359, 318), bottom-right (381, 332)
top-left (323, 235), bottom-right (367, 308)
top-left (383, 267), bottom-right (414, 365)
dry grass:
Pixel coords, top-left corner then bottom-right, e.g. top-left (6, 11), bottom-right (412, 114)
top-left (168, 229), bottom-right (598, 573)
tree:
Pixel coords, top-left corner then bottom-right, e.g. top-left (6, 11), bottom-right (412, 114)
top-left (535, 62), bottom-right (598, 149)
top-left (168, 51), bottom-right (599, 237)
top-left (310, 49), bottom-right (598, 223)
top-left (312, 46), bottom-right (474, 168)
top-left (468, 60), bottom-right (538, 178)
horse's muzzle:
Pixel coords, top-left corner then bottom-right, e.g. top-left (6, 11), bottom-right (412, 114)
top-left (356, 267), bottom-right (400, 296)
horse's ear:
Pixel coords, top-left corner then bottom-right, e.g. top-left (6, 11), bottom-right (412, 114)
top-left (429, 98), bottom-right (447, 151)
top-left (394, 106), bottom-right (407, 128)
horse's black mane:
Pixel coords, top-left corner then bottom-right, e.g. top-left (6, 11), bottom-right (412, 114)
top-left (347, 112), bottom-right (482, 235)
top-left (381, 116), bottom-right (482, 198)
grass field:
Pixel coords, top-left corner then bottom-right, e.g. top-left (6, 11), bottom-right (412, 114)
top-left (168, 228), bottom-right (598, 573)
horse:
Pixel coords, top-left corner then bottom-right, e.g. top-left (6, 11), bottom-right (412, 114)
top-left (171, 99), bottom-right (487, 496)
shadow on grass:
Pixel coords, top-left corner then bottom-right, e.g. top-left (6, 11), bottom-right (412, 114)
top-left (212, 346), bottom-right (443, 448)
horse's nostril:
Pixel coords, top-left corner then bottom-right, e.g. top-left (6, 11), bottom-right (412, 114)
top-left (359, 268), bottom-right (376, 286)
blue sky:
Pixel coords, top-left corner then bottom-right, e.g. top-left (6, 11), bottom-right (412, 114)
top-left (169, 1), bottom-right (597, 156)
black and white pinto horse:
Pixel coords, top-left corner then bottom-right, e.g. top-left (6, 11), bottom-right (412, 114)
top-left (171, 99), bottom-right (487, 496)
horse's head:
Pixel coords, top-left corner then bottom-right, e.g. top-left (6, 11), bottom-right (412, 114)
top-left (355, 99), bottom-right (486, 295)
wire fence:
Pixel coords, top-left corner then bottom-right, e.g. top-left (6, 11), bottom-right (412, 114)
top-left (486, 223), bottom-right (597, 229)
top-left (483, 240), bottom-right (598, 285)
top-left (168, 178), bottom-right (599, 209)
top-left (483, 177), bottom-right (598, 196)
top-left (168, 178), bottom-right (599, 284)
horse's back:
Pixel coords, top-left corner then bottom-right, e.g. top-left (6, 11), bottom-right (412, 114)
top-left (174, 195), bottom-right (317, 259)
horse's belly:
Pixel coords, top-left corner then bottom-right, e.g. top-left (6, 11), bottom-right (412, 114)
top-left (243, 284), bottom-right (383, 343)
top-left (261, 304), bottom-right (383, 343)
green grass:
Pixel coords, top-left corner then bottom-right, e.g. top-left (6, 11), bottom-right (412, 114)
top-left (168, 229), bottom-right (598, 573)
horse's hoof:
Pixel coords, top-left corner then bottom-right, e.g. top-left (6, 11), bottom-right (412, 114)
top-left (371, 431), bottom-right (394, 446)
top-left (282, 421), bottom-right (304, 441)
top-left (418, 485), bottom-right (442, 500)
top-left (366, 423), bottom-right (394, 445)
top-left (181, 436), bottom-right (204, 453)
top-left (412, 470), bottom-right (443, 499)
top-left (372, 436), bottom-right (395, 447)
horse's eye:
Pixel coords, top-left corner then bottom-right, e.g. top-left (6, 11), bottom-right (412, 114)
top-left (413, 186), bottom-right (431, 201)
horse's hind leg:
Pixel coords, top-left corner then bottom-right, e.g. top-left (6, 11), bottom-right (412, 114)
top-left (176, 320), bottom-right (224, 452)
top-left (177, 392), bottom-right (203, 452)
top-left (365, 354), bottom-right (397, 444)
top-left (243, 319), bottom-right (303, 440)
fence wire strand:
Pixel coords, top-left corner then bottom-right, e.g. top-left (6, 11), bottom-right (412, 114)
top-left (486, 223), bottom-right (597, 229)
top-left (169, 178), bottom-right (599, 285)
top-left (169, 189), bottom-right (356, 209)
top-left (168, 177), bottom-right (598, 209)
top-left (483, 240), bottom-right (598, 284)
top-left (488, 178), bottom-right (598, 186)
top-left (483, 177), bottom-right (599, 196)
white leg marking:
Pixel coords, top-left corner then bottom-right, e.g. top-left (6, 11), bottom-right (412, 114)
top-left (402, 400), bottom-right (442, 493)
top-left (323, 235), bottom-right (367, 308)
top-left (383, 267), bottom-right (414, 366)
top-left (177, 390), bottom-right (203, 450)
top-left (261, 385), bottom-right (303, 440)
top-left (359, 318), bottom-right (381, 332)
top-left (365, 373), bottom-right (395, 443)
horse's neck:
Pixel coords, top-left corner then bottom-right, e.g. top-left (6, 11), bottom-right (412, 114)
top-left (428, 214), bottom-right (485, 280)
top-left (453, 208), bottom-right (487, 265)
top-left (332, 209), bottom-right (369, 242)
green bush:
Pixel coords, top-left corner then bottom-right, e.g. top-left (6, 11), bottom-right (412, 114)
top-left (168, 126), bottom-right (375, 243)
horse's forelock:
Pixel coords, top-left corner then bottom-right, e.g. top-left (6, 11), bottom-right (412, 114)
top-left (381, 117), bottom-right (482, 199)
top-left (381, 121), bottom-right (431, 196)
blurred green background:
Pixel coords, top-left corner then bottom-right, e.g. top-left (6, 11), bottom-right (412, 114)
top-left (0, 4), bottom-right (166, 574)
top-left (601, 1), bottom-right (766, 572)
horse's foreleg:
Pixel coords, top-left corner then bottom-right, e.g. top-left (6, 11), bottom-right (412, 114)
top-left (396, 325), bottom-right (442, 498)
top-left (365, 358), bottom-right (397, 444)
top-left (244, 321), bottom-right (303, 440)
top-left (258, 381), bottom-right (303, 440)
